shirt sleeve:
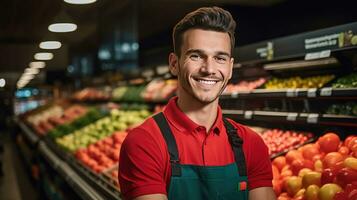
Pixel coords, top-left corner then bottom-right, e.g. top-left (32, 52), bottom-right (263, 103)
top-left (243, 126), bottom-right (273, 190)
top-left (119, 126), bottom-right (168, 199)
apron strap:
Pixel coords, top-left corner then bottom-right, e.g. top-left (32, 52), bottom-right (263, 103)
top-left (223, 118), bottom-right (247, 177)
top-left (153, 112), bottom-right (182, 176)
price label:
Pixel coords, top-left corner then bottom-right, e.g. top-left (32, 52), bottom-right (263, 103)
top-left (320, 87), bottom-right (332, 96)
top-left (307, 113), bottom-right (319, 123)
top-left (305, 50), bottom-right (331, 60)
top-left (244, 111), bottom-right (253, 119)
top-left (231, 92), bottom-right (239, 98)
top-left (307, 88), bottom-right (317, 97)
top-left (286, 113), bottom-right (298, 121)
top-left (286, 89), bottom-right (296, 97)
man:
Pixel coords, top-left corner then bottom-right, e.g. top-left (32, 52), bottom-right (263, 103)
top-left (119, 6), bottom-right (276, 200)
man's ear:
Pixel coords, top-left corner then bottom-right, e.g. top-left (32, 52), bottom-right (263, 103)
top-left (228, 57), bottom-right (234, 80)
top-left (169, 53), bottom-right (179, 76)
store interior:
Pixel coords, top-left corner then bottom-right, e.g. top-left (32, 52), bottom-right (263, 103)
top-left (0, 0), bottom-right (357, 199)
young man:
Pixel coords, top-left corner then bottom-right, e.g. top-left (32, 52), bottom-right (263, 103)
top-left (119, 7), bottom-right (276, 200)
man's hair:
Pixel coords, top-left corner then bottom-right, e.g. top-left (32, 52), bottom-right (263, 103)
top-left (172, 6), bottom-right (236, 57)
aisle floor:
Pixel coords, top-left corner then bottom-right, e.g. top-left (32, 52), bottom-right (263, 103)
top-left (0, 131), bottom-right (38, 200)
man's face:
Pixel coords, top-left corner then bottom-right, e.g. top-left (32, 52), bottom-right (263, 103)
top-left (170, 29), bottom-right (233, 104)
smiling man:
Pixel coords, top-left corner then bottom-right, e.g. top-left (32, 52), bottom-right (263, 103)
top-left (119, 7), bottom-right (276, 200)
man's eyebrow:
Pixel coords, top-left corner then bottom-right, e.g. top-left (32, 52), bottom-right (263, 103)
top-left (184, 49), bottom-right (231, 57)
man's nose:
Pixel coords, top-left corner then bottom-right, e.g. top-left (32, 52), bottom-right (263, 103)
top-left (200, 57), bottom-right (216, 75)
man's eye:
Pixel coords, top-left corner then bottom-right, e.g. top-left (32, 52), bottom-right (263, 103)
top-left (190, 54), bottom-right (201, 60)
top-left (215, 56), bottom-right (228, 63)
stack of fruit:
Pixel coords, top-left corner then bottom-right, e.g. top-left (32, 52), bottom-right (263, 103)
top-left (332, 73), bottom-right (357, 88)
top-left (259, 129), bottom-right (312, 156)
top-left (56, 109), bottom-right (151, 152)
top-left (223, 78), bottom-right (267, 94)
top-left (73, 88), bottom-right (110, 101)
top-left (326, 102), bottom-right (357, 116)
top-left (26, 105), bottom-right (64, 135)
top-left (264, 75), bottom-right (334, 89)
top-left (112, 85), bottom-right (146, 102)
top-left (272, 132), bottom-right (357, 200)
top-left (75, 131), bottom-right (127, 173)
top-left (141, 79), bottom-right (177, 101)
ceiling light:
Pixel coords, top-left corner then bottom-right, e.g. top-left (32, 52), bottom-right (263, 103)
top-left (64, 0), bottom-right (97, 4)
top-left (48, 23), bottom-right (77, 33)
top-left (34, 52), bottom-right (53, 60)
top-left (0, 78), bottom-right (6, 87)
top-left (25, 68), bottom-right (40, 75)
top-left (21, 74), bottom-right (35, 80)
top-left (29, 61), bottom-right (46, 69)
top-left (39, 41), bottom-right (62, 49)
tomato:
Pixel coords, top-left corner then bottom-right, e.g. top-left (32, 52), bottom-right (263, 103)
top-left (335, 167), bottom-right (357, 188)
top-left (318, 183), bottom-right (342, 200)
top-left (273, 179), bottom-right (282, 196)
top-left (344, 157), bottom-right (357, 170)
top-left (272, 165), bottom-right (281, 180)
top-left (314, 160), bottom-right (323, 172)
top-left (304, 184), bottom-right (319, 200)
top-left (298, 168), bottom-right (312, 177)
top-left (321, 168), bottom-right (337, 185)
top-left (345, 136), bottom-right (356, 149)
top-left (273, 156), bottom-right (287, 172)
top-left (284, 176), bottom-right (302, 197)
top-left (318, 133), bottom-right (341, 153)
top-left (323, 152), bottom-right (344, 169)
top-left (302, 171), bottom-right (322, 188)
top-left (333, 191), bottom-right (347, 200)
top-left (286, 150), bottom-right (304, 164)
top-left (291, 160), bottom-right (305, 175)
top-left (338, 146), bottom-right (350, 157)
top-left (347, 137), bottom-right (357, 151)
top-left (303, 144), bottom-right (320, 160)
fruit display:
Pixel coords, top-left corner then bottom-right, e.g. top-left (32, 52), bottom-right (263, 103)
top-left (73, 88), bottom-right (111, 101)
top-left (112, 85), bottom-right (146, 102)
top-left (264, 75), bottom-right (334, 89)
top-left (326, 102), bottom-right (357, 116)
top-left (141, 79), bottom-right (177, 101)
top-left (75, 131), bottom-right (127, 174)
top-left (56, 108), bottom-right (151, 152)
top-left (258, 129), bottom-right (313, 156)
top-left (47, 108), bottom-right (105, 139)
top-left (271, 132), bottom-right (357, 200)
top-left (332, 73), bottom-right (357, 88)
top-left (223, 78), bottom-right (267, 94)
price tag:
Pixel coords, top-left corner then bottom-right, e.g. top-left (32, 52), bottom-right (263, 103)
top-left (231, 92), bottom-right (239, 98)
top-left (307, 113), bottom-right (319, 123)
top-left (307, 88), bottom-right (317, 97)
top-left (286, 113), bottom-right (298, 121)
top-left (286, 89), bottom-right (296, 97)
top-left (244, 111), bottom-right (253, 119)
top-left (320, 87), bottom-right (332, 96)
top-left (305, 50), bottom-right (331, 60)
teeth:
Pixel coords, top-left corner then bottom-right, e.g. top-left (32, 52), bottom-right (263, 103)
top-left (198, 79), bottom-right (217, 85)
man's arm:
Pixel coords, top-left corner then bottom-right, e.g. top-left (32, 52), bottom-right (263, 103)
top-left (133, 194), bottom-right (168, 200)
top-left (249, 187), bottom-right (276, 200)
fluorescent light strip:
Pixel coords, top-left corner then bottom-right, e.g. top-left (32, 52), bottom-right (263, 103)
top-left (25, 68), bottom-right (40, 75)
top-left (39, 41), bottom-right (62, 49)
top-left (48, 23), bottom-right (77, 33)
top-left (64, 0), bottom-right (97, 4)
top-left (29, 61), bottom-right (46, 69)
top-left (34, 52), bottom-right (53, 60)
top-left (263, 57), bottom-right (338, 70)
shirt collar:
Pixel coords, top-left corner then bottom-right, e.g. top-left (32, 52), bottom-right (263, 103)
top-left (163, 96), bottom-right (224, 135)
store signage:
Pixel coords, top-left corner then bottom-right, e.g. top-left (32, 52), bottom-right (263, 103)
top-left (255, 42), bottom-right (274, 60)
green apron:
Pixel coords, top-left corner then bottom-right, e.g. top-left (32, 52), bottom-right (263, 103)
top-left (153, 113), bottom-right (249, 200)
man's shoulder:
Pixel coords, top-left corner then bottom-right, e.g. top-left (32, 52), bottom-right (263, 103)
top-left (223, 118), bottom-right (261, 141)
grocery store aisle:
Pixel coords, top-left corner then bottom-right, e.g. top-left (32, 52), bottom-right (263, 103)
top-left (0, 131), bottom-right (38, 200)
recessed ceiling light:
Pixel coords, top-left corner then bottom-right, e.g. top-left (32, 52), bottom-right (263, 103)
top-left (25, 68), bottom-right (40, 75)
top-left (48, 23), bottom-right (77, 33)
top-left (29, 61), bottom-right (46, 69)
top-left (21, 74), bottom-right (35, 80)
top-left (39, 41), bottom-right (62, 49)
top-left (64, 0), bottom-right (97, 4)
top-left (0, 78), bottom-right (6, 87)
top-left (34, 52), bottom-right (53, 60)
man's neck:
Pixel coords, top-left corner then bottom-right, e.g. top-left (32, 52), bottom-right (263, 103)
top-left (176, 93), bottom-right (219, 133)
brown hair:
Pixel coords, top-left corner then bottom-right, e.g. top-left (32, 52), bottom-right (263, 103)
top-left (172, 6), bottom-right (236, 57)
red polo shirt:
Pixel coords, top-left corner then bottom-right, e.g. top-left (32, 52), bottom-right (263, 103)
top-left (119, 97), bottom-right (272, 199)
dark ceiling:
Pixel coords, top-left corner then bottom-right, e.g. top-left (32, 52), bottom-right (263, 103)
top-left (0, 0), bottom-right (356, 90)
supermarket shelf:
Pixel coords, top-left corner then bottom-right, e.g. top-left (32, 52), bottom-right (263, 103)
top-left (270, 137), bottom-right (316, 159)
top-left (220, 87), bottom-right (357, 99)
top-left (38, 141), bottom-right (106, 200)
top-left (222, 110), bottom-right (357, 127)
top-left (15, 118), bottom-right (39, 146)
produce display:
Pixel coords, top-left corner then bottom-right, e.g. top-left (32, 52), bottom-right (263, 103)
top-left (259, 129), bottom-right (313, 156)
top-left (223, 78), bottom-right (267, 94)
top-left (332, 73), bottom-right (357, 88)
top-left (264, 75), bottom-right (334, 89)
top-left (26, 105), bottom-right (88, 136)
top-left (75, 131), bottom-right (127, 173)
top-left (56, 109), bottom-right (151, 152)
top-left (112, 85), bottom-right (146, 102)
top-left (73, 88), bottom-right (111, 101)
top-left (271, 132), bottom-right (357, 200)
top-left (326, 102), bottom-right (357, 116)
top-left (141, 79), bottom-right (177, 101)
